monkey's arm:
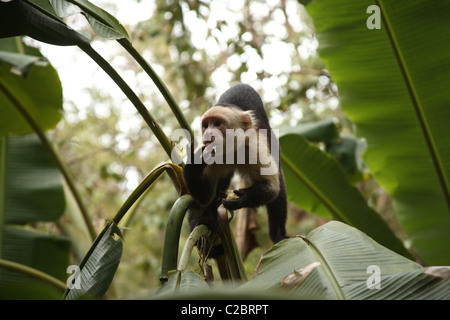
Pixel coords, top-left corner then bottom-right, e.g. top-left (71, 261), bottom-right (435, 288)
top-left (221, 179), bottom-right (279, 211)
top-left (182, 145), bottom-right (217, 206)
top-left (222, 173), bottom-right (288, 244)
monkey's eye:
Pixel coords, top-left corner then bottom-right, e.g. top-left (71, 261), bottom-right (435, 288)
top-left (202, 122), bottom-right (208, 129)
top-left (214, 120), bottom-right (221, 127)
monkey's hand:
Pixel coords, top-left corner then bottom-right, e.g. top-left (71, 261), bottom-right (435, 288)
top-left (221, 189), bottom-right (246, 211)
top-left (183, 144), bottom-right (213, 205)
top-left (186, 144), bottom-right (207, 168)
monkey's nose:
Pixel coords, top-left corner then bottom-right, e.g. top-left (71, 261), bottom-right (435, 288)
top-left (203, 136), bottom-right (215, 146)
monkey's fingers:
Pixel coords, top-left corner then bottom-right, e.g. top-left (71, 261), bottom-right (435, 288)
top-left (226, 190), bottom-right (239, 200)
top-left (222, 199), bottom-right (243, 211)
top-left (233, 189), bottom-right (246, 196)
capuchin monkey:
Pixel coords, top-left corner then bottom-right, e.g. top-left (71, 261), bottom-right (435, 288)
top-left (182, 84), bottom-right (288, 259)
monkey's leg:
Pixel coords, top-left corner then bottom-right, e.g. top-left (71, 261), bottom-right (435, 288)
top-left (266, 172), bottom-right (288, 243)
top-left (266, 191), bottom-right (288, 243)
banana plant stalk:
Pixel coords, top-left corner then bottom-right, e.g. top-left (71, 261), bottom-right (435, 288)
top-left (178, 224), bottom-right (210, 271)
top-left (217, 206), bottom-right (248, 283)
top-left (160, 194), bottom-right (195, 283)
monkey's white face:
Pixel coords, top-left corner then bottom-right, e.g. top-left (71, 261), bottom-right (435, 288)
top-left (201, 106), bottom-right (253, 149)
top-left (201, 115), bottom-right (227, 148)
top-left (197, 105), bottom-right (279, 175)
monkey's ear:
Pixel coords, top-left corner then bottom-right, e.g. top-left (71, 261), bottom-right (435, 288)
top-left (242, 112), bottom-right (253, 130)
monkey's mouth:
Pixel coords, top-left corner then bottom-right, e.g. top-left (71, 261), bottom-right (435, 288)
top-left (203, 141), bottom-right (217, 157)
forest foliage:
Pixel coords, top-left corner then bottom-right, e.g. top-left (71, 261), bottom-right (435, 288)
top-left (0, 0), bottom-right (449, 299)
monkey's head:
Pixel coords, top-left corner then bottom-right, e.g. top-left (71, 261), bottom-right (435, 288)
top-left (201, 106), bottom-right (256, 149)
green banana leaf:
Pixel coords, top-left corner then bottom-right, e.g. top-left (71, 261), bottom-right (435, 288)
top-left (280, 118), bottom-right (340, 143)
top-left (0, 135), bottom-right (69, 297)
top-left (64, 222), bottom-right (123, 300)
top-left (280, 134), bottom-right (410, 258)
top-left (157, 222), bottom-right (449, 299)
top-left (1, 226), bottom-right (69, 283)
top-left (49, 0), bottom-right (130, 41)
top-left (50, 0), bottom-right (130, 40)
top-left (281, 118), bottom-right (368, 180)
top-left (0, 38), bottom-right (64, 136)
top-left (305, 0), bottom-right (450, 265)
top-left (242, 221), bottom-right (449, 299)
top-left (0, 0), bottom-right (89, 46)
top-left (156, 270), bottom-right (210, 298)
top-left (1, 134), bottom-right (65, 224)
top-left (0, 51), bottom-right (42, 77)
